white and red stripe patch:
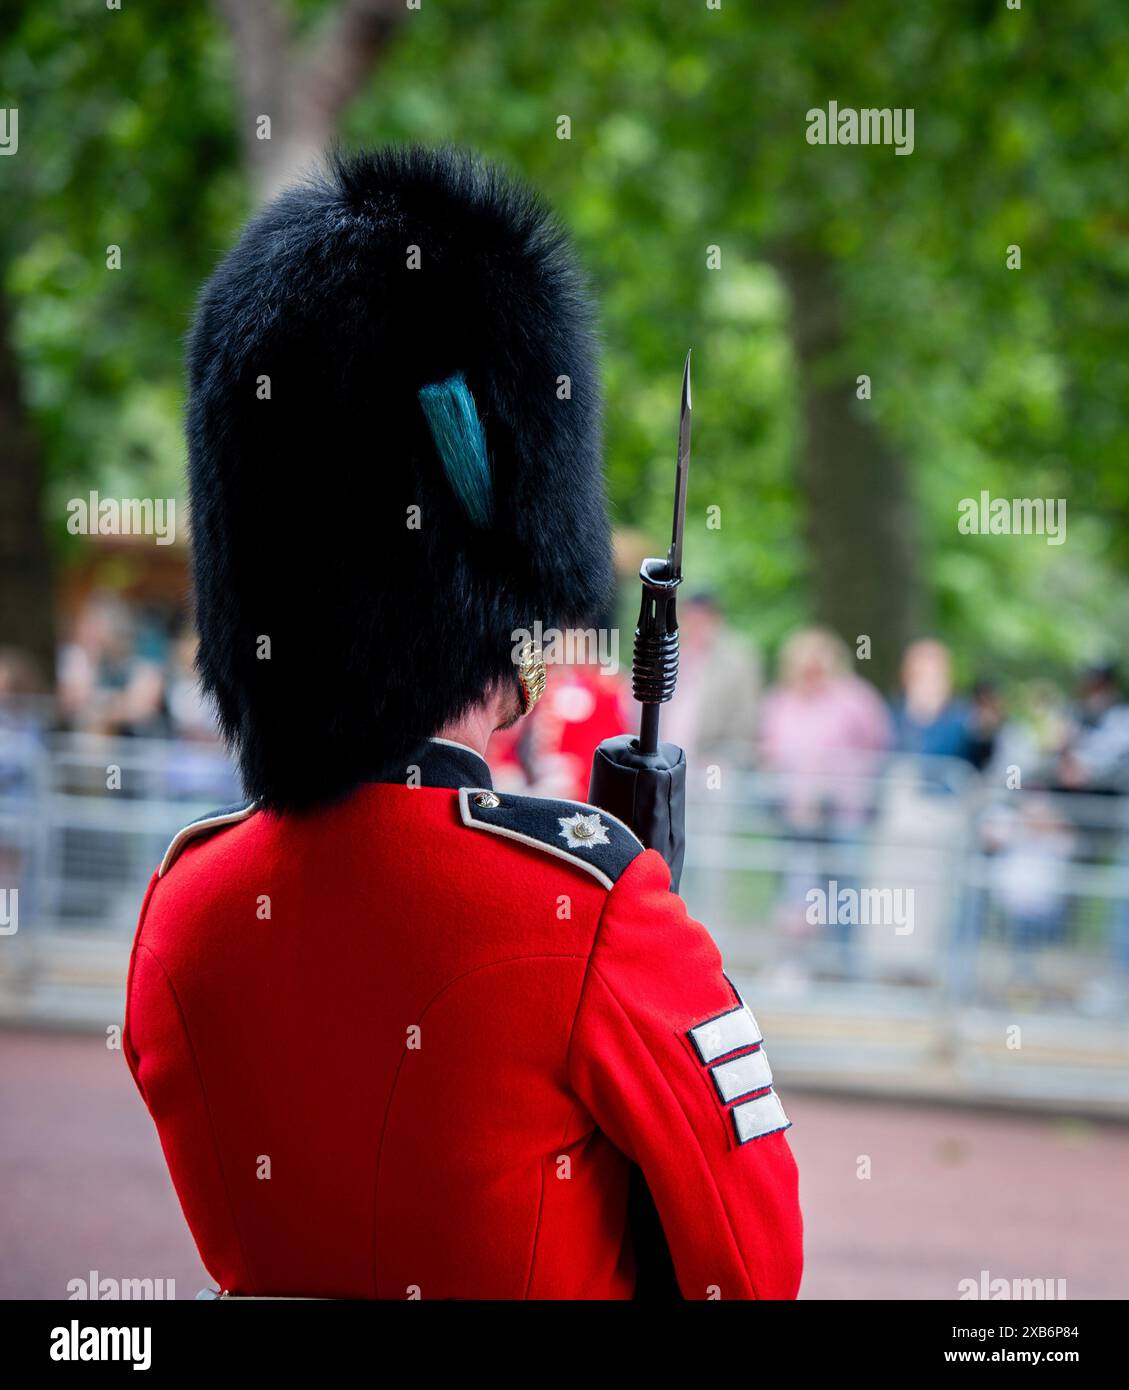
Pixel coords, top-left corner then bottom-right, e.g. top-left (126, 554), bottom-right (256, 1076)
top-left (688, 995), bottom-right (790, 1144)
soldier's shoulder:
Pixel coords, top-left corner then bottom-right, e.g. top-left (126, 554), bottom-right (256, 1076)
top-left (158, 800), bottom-right (259, 877)
top-left (457, 787), bottom-right (644, 890)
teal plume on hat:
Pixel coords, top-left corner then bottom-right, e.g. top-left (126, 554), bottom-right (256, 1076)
top-left (418, 372), bottom-right (494, 528)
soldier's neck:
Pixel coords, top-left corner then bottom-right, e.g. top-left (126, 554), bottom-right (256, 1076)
top-left (434, 689), bottom-right (512, 759)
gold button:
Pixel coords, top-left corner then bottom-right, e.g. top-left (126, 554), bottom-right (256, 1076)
top-left (474, 792), bottom-right (500, 809)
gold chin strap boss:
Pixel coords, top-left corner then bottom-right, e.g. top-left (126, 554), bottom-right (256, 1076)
top-left (516, 640), bottom-right (547, 715)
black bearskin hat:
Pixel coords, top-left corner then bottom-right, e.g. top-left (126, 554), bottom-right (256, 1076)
top-left (186, 147), bottom-right (612, 809)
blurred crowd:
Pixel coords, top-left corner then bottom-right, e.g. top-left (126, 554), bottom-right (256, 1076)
top-left (3, 589), bottom-right (1128, 814)
top-left (5, 589), bottom-right (1127, 799)
top-left (493, 594), bottom-right (1129, 804)
top-left (3, 589), bottom-right (1129, 1007)
top-left (0, 594), bottom-right (218, 747)
top-left (486, 594), bottom-right (1129, 1007)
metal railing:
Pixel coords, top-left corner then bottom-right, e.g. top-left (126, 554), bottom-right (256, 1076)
top-left (679, 755), bottom-right (1129, 1110)
top-left (0, 731), bottom-right (240, 935)
top-left (2, 732), bottom-right (1127, 1108)
top-left (682, 756), bottom-right (1129, 1014)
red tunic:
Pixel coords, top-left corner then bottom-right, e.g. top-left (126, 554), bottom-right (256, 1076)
top-left (124, 740), bottom-right (802, 1299)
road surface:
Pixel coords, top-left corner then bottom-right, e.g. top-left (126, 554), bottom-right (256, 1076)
top-left (1, 1028), bottom-right (1125, 1300)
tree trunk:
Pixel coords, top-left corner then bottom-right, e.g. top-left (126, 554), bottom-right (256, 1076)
top-left (0, 288), bottom-right (55, 682)
top-left (778, 250), bottom-right (926, 691)
top-left (0, 2), bottom-right (405, 690)
top-left (216, 0), bottom-right (406, 203)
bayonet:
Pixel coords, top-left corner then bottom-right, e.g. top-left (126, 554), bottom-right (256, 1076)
top-left (587, 350), bottom-right (693, 888)
top-left (635, 351), bottom-right (691, 753)
top-left (668, 349), bottom-right (691, 582)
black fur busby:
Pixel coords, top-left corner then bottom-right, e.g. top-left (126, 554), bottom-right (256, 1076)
top-left (186, 146), bottom-right (613, 809)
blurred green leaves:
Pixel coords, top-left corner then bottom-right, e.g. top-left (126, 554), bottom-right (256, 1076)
top-left (1, 0), bottom-right (1127, 680)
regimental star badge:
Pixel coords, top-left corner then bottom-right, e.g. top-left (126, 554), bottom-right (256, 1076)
top-left (557, 812), bottom-right (610, 851)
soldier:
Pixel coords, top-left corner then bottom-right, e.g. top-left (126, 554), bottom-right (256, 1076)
top-left (124, 147), bottom-right (802, 1300)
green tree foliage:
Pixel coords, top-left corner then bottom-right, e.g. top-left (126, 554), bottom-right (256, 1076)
top-left (0, 1), bottom-right (238, 518)
top-left (2, 0), bottom-right (1126, 685)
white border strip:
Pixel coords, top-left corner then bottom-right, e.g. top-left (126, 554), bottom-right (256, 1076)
top-left (458, 787), bottom-right (616, 890)
top-left (428, 736), bottom-right (489, 760)
top-left (159, 804), bottom-right (258, 877)
top-left (532, 791), bottom-right (644, 850)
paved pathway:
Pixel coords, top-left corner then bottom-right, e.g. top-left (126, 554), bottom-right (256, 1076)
top-left (2, 1029), bottom-right (1125, 1299)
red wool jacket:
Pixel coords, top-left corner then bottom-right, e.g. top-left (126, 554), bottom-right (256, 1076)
top-left (124, 740), bottom-right (802, 1299)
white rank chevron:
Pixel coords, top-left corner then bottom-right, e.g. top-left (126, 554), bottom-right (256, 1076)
top-left (688, 999), bottom-right (791, 1144)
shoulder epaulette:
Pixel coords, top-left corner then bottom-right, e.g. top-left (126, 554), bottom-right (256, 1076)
top-left (458, 787), bottom-right (643, 890)
top-left (159, 800), bottom-right (258, 877)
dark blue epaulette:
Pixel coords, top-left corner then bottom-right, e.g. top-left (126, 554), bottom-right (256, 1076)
top-left (458, 787), bottom-right (644, 890)
top-left (159, 800), bottom-right (258, 877)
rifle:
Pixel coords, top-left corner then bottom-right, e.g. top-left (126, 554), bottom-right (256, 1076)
top-left (589, 351), bottom-right (691, 891)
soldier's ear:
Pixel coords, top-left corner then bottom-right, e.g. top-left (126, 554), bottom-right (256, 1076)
top-left (488, 668), bottom-right (529, 734)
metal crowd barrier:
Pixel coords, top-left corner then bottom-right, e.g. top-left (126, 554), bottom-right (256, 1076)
top-left (1, 731), bottom-right (1127, 1109)
top-left (680, 755), bottom-right (1129, 1111)
top-left (0, 730), bottom-right (240, 1025)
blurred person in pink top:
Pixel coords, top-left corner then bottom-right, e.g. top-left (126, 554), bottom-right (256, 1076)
top-left (760, 627), bottom-right (892, 832)
top-left (760, 629), bottom-right (892, 980)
